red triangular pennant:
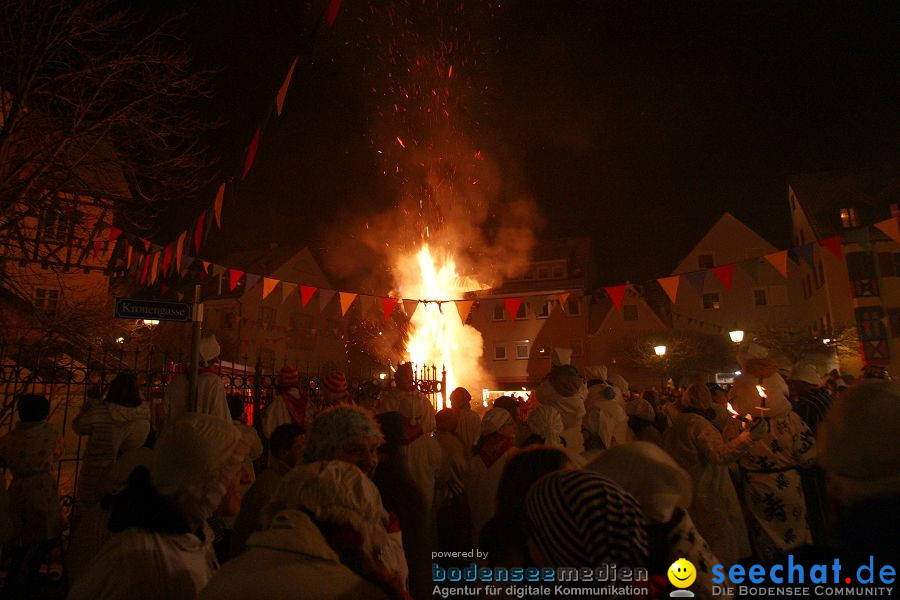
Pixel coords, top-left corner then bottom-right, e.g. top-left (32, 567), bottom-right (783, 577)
top-left (712, 263), bottom-right (735, 292)
top-left (242, 128), bottom-right (260, 180)
top-left (382, 297), bottom-right (399, 321)
top-left (194, 211), bottom-right (206, 254)
top-left (605, 285), bottom-right (627, 311)
top-left (229, 268), bottom-right (244, 292)
top-left (326, 0), bottom-right (342, 26)
top-left (503, 297), bottom-right (523, 319)
top-left (300, 285), bottom-right (317, 308)
top-left (403, 299), bottom-right (419, 319)
top-left (108, 226), bottom-right (122, 243)
top-left (819, 235), bottom-right (843, 261)
top-left (161, 244), bottom-right (173, 275)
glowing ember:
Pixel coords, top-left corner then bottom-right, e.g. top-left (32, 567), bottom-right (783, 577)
top-left (395, 244), bottom-right (490, 410)
top-left (756, 385), bottom-right (767, 398)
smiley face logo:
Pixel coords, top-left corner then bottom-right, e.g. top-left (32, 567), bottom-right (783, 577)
top-left (668, 558), bottom-right (696, 588)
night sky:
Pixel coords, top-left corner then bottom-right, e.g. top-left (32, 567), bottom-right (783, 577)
top-left (168, 1), bottom-right (899, 290)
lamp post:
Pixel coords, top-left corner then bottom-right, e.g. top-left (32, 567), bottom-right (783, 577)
top-left (654, 345), bottom-right (667, 391)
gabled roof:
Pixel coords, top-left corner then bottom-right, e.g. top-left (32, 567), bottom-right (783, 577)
top-left (671, 212), bottom-right (779, 275)
top-left (789, 165), bottom-right (900, 239)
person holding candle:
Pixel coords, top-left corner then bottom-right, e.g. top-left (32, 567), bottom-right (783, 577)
top-left (662, 383), bottom-right (766, 565)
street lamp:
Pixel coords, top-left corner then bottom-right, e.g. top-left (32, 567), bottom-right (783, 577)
top-left (654, 345), bottom-right (667, 357)
top-left (729, 329), bottom-right (744, 343)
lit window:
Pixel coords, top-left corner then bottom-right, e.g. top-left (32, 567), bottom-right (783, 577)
top-left (566, 297), bottom-right (581, 316)
top-left (702, 293), bottom-right (720, 310)
top-left (34, 288), bottom-right (59, 312)
top-left (515, 342), bottom-right (529, 360)
top-left (753, 289), bottom-right (768, 306)
top-left (494, 343), bottom-right (507, 360)
top-left (698, 254), bottom-right (714, 269)
top-left (623, 305), bottom-right (638, 321)
top-left (492, 303), bottom-right (505, 321)
top-left (840, 207), bottom-right (859, 228)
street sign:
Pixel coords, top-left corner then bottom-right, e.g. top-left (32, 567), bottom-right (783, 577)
top-left (114, 298), bottom-right (193, 323)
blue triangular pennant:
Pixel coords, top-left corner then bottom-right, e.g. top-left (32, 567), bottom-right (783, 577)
top-left (790, 243), bottom-right (816, 268)
top-left (685, 271), bottom-right (707, 296)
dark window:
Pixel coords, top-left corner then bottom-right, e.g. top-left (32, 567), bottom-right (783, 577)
top-left (816, 260), bottom-right (825, 288)
top-left (754, 289), bottom-right (768, 306)
top-left (492, 303), bottom-right (505, 321)
top-left (892, 203), bottom-right (900, 219)
top-left (571, 339), bottom-right (584, 357)
top-left (494, 344), bottom-right (507, 360)
top-left (697, 254), bottom-right (714, 269)
top-left (537, 300), bottom-right (551, 318)
top-left (537, 267), bottom-right (549, 279)
top-left (40, 210), bottom-right (70, 242)
top-left (260, 306), bottom-right (276, 326)
top-left (890, 308), bottom-right (900, 338)
top-left (702, 293), bottom-right (720, 309)
top-left (552, 265), bottom-right (565, 279)
top-left (290, 312), bottom-right (313, 332)
top-left (566, 297), bottom-right (581, 316)
top-left (623, 305), bottom-right (638, 321)
top-left (515, 302), bottom-right (527, 320)
top-left (34, 288), bottom-right (59, 312)
top-left (847, 252), bottom-right (879, 297)
top-left (223, 312), bottom-right (236, 330)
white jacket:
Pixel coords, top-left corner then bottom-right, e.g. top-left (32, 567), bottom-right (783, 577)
top-left (584, 384), bottom-right (629, 448)
top-left (535, 379), bottom-right (587, 454)
top-left (165, 372), bottom-right (230, 423)
top-left (200, 509), bottom-right (389, 600)
top-left (69, 525), bottom-right (217, 600)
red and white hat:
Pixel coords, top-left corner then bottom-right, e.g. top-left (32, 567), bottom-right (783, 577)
top-left (278, 366), bottom-right (300, 389)
top-left (322, 371), bottom-right (350, 403)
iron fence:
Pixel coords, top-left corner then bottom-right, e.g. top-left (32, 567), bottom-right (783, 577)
top-left (0, 342), bottom-right (445, 525)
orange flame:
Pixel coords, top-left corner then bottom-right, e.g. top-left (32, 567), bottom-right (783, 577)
top-left (756, 385), bottom-right (767, 398)
top-left (396, 136), bottom-right (406, 148)
top-left (726, 402), bottom-right (739, 416)
top-left (395, 244), bottom-right (491, 410)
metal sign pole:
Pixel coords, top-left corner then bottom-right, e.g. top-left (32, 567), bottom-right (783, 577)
top-left (188, 284), bottom-right (202, 412)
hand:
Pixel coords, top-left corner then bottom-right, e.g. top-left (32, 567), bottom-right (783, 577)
top-left (749, 417), bottom-right (769, 441)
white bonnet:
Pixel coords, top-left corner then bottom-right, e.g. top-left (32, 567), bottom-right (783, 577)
top-left (586, 441), bottom-right (693, 523)
top-left (480, 407), bottom-right (512, 436)
top-left (198, 333), bottom-right (221, 364)
top-left (626, 397), bottom-right (655, 422)
top-left (526, 404), bottom-right (564, 448)
top-left (584, 365), bottom-right (608, 381)
top-left (272, 460), bottom-right (390, 557)
top-left (551, 347), bottom-right (573, 366)
top-left (790, 362), bottom-right (821, 386)
top-left (151, 414), bottom-right (248, 522)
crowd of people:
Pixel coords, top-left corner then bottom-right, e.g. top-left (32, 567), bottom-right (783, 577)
top-left (0, 332), bottom-right (897, 599)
